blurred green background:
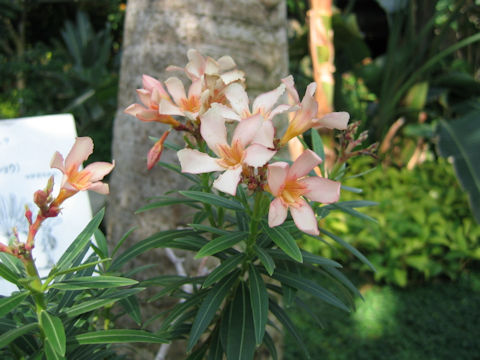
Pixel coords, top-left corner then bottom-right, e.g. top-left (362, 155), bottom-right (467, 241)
top-left (1, 0), bottom-right (479, 358)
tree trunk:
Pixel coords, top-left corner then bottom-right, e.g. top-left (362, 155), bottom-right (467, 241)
top-left (106, 0), bottom-right (288, 358)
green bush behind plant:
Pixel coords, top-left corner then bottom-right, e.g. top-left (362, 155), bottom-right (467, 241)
top-left (303, 157), bottom-right (480, 287)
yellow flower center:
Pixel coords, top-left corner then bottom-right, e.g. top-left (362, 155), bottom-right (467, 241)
top-left (66, 165), bottom-right (92, 190)
top-left (216, 140), bottom-right (245, 169)
top-left (279, 179), bottom-right (307, 207)
top-left (180, 96), bottom-right (201, 113)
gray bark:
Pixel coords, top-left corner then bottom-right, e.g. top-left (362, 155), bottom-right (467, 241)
top-left (107, 0), bottom-right (288, 358)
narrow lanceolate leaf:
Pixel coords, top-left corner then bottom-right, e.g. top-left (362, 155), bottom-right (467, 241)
top-left (272, 268), bottom-right (350, 312)
top-left (262, 331), bottom-right (278, 360)
top-left (248, 264), bottom-right (268, 345)
top-left (207, 328), bottom-right (223, 360)
top-left (135, 197), bottom-right (201, 213)
top-left (267, 248), bottom-right (342, 268)
top-left (120, 295), bottom-right (142, 325)
top-left (269, 301), bottom-right (310, 359)
top-left (195, 232), bottom-right (247, 259)
top-left (56, 208), bottom-right (104, 271)
top-left (254, 245), bottom-right (275, 276)
top-left (111, 229), bottom-right (196, 270)
top-left (39, 311), bottom-right (66, 356)
top-left (263, 223), bottom-right (303, 263)
top-left (203, 254), bottom-right (245, 288)
top-left (330, 202), bottom-right (378, 223)
top-left (45, 339), bottom-right (65, 360)
top-left (0, 292), bottom-right (29, 317)
top-left (180, 190), bottom-right (244, 211)
top-left (0, 262), bottom-right (20, 285)
top-left (51, 276), bottom-right (138, 290)
top-left (0, 322), bottom-right (38, 349)
top-left (225, 283), bottom-right (256, 360)
top-left (319, 228), bottom-right (376, 271)
top-left (75, 330), bottom-right (168, 344)
top-left (63, 298), bottom-right (116, 318)
top-left (189, 223), bottom-right (231, 236)
top-left (187, 270), bottom-right (240, 351)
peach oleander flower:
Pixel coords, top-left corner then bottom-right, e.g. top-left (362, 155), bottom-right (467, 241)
top-left (50, 137), bottom-right (114, 204)
top-left (177, 107), bottom-right (276, 196)
top-left (267, 149), bottom-right (340, 235)
top-left (212, 82), bottom-right (291, 148)
top-left (279, 75), bottom-right (350, 146)
top-left (124, 74), bottom-right (180, 127)
top-left (158, 77), bottom-right (203, 120)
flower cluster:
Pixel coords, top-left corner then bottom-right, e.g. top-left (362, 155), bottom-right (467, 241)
top-left (1, 137), bottom-right (114, 258)
top-left (125, 49), bottom-right (350, 235)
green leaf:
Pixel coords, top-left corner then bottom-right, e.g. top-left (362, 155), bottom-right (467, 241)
top-left (262, 331), bottom-right (278, 360)
top-left (48, 258), bottom-right (111, 280)
top-left (263, 224), bottom-right (303, 263)
top-left (55, 208), bottom-right (104, 272)
top-left (269, 300), bottom-right (310, 359)
top-left (254, 245), bottom-right (275, 276)
top-left (319, 228), bottom-right (376, 271)
top-left (75, 330), bottom-right (168, 344)
top-left (248, 264), bottom-right (268, 345)
top-left (112, 226), bottom-right (137, 257)
top-left (51, 276), bottom-right (138, 290)
top-left (203, 254), bottom-right (245, 288)
top-left (120, 295), bottom-right (142, 325)
top-left (135, 197), bottom-right (201, 213)
top-left (180, 190), bottom-right (244, 211)
top-left (272, 268), bottom-right (350, 312)
top-left (0, 262), bottom-right (20, 285)
top-left (438, 114), bottom-right (480, 223)
top-left (267, 248), bottom-right (342, 268)
top-left (63, 298), bottom-right (116, 318)
top-left (207, 328), bottom-right (223, 360)
top-left (93, 229), bottom-right (109, 259)
top-left (195, 232), bottom-right (247, 259)
top-left (330, 202), bottom-right (378, 223)
top-left (189, 223), bottom-right (231, 236)
top-left (0, 322), bottom-right (38, 349)
top-left (225, 283), bottom-right (256, 360)
top-left (39, 311), bottom-right (66, 356)
top-left (45, 339), bottom-right (65, 360)
top-left (0, 291), bottom-right (29, 317)
top-left (111, 229), bottom-right (196, 270)
top-left (187, 269), bottom-right (240, 351)
top-left (311, 129), bottom-right (325, 175)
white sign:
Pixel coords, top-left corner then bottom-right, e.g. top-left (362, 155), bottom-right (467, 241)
top-left (0, 114), bottom-right (93, 296)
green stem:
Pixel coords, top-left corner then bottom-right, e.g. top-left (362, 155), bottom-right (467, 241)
top-left (21, 254), bottom-right (46, 313)
top-left (246, 191), bottom-right (264, 258)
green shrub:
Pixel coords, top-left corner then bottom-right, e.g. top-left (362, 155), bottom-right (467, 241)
top-left (304, 157), bottom-right (480, 286)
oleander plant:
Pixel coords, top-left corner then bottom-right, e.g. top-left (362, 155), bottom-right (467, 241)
top-left (0, 49), bottom-right (377, 359)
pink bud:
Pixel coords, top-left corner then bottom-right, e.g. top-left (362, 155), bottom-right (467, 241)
top-left (147, 130), bottom-right (170, 170)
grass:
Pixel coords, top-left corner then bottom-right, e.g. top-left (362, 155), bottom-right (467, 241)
top-left (283, 271), bottom-right (480, 360)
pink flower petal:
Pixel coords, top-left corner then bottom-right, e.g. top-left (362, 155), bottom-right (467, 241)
top-left (314, 111), bottom-right (350, 130)
top-left (225, 83), bottom-right (249, 116)
top-left (136, 89), bottom-right (152, 107)
top-left (281, 75), bottom-right (300, 104)
top-left (210, 103), bottom-right (242, 121)
top-left (186, 49), bottom-right (206, 80)
top-left (142, 75), bottom-right (162, 93)
top-left (165, 77), bottom-right (187, 105)
top-left (232, 114), bottom-right (263, 148)
top-left (251, 120), bottom-right (275, 148)
top-left (300, 177), bottom-right (340, 204)
top-left (213, 167), bottom-right (243, 195)
top-left (244, 144), bottom-right (276, 167)
top-left (290, 198), bottom-right (319, 235)
top-left (83, 161), bottom-right (115, 182)
top-left (50, 151), bottom-right (65, 173)
top-left (200, 108), bottom-right (228, 155)
top-left (188, 79), bottom-right (203, 98)
top-left (288, 149), bottom-right (322, 180)
top-left (267, 162), bottom-right (289, 196)
top-left (87, 182), bottom-right (109, 195)
top-left (177, 149), bottom-right (224, 174)
top-left (159, 98), bottom-right (184, 116)
top-left (65, 137), bottom-right (93, 169)
top-left (268, 197), bottom-right (288, 227)
top-left (220, 70), bottom-right (245, 85)
top-left (205, 57), bottom-right (220, 75)
top-left (252, 83), bottom-right (285, 115)
top-left (267, 104), bottom-right (293, 121)
top-left (217, 55), bottom-right (236, 71)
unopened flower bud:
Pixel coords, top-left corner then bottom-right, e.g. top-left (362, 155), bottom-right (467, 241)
top-left (25, 205), bottom-right (33, 225)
